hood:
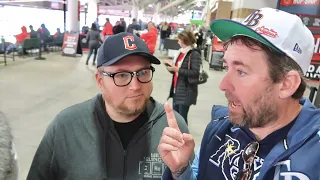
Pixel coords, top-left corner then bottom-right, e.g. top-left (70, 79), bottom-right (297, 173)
top-left (0, 112), bottom-right (14, 180)
top-left (287, 98), bottom-right (320, 146)
top-left (21, 26), bottom-right (27, 33)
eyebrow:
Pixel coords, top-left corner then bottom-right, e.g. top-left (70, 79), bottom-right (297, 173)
top-left (104, 66), bottom-right (151, 73)
top-left (223, 59), bottom-right (251, 71)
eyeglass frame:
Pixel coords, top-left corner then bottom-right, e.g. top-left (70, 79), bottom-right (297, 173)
top-left (98, 66), bottom-right (155, 87)
top-left (236, 141), bottom-right (259, 180)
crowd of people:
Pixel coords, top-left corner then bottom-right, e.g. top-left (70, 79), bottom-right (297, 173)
top-left (0, 24), bottom-right (63, 55)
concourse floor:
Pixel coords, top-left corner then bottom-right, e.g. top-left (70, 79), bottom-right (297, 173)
top-left (0, 51), bottom-right (315, 179)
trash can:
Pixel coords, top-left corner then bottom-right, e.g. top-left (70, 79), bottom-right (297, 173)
top-left (210, 51), bottom-right (224, 71)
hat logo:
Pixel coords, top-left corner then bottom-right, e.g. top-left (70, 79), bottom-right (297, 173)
top-left (293, 43), bottom-right (302, 54)
top-left (123, 36), bottom-right (137, 50)
top-left (243, 10), bottom-right (264, 27)
top-left (256, 26), bottom-right (279, 38)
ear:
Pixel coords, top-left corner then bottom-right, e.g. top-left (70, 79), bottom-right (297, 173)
top-left (279, 71), bottom-right (301, 99)
top-left (95, 72), bottom-right (103, 89)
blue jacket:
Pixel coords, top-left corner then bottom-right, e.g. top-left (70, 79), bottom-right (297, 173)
top-left (162, 98), bottom-right (320, 180)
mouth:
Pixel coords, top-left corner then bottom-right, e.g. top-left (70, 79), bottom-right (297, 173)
top-left (128, 94), bottom-right (143, 98)
top-left (229, 101), bottom-right (242, 109)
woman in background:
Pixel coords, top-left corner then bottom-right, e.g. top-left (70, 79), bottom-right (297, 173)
top-left (164, 30), bottom-right (201, 125)
top-left (86, 23), bottom-right (102, 66)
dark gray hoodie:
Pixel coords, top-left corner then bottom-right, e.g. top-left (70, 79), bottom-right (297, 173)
top-left (27, 94), bottom-right (190, 180)
top-left (0, 112), bottom-right (19, 180)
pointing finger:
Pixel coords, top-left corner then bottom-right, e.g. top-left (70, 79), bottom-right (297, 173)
top-left (164, 103), bottom-right (180, 131)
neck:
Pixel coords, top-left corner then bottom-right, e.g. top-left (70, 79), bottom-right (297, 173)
top-left (105, 103), bottom-right (140, 123)
top-left (250, 100), bottom-right (302, 141)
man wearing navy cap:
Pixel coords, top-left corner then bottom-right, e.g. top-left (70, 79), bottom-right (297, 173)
top-left (27, 32), bottom-right (190, 180)
top-left (159, 8), bottom-right (320, 180)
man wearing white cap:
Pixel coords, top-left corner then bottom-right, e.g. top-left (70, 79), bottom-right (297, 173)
top-left (158, 8), bottom-right (320, 180)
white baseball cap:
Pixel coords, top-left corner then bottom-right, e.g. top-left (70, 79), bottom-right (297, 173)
top-left (210, 7), bottom-right (314, 75)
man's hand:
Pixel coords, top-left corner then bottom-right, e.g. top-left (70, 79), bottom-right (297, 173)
top-left (158, 103), bottom-right (195, 178)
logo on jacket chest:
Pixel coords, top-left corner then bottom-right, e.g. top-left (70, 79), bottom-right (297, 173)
top-left (209, 135), bottom-right (264, 180)
top-left (138, 152), bottom-right (165, 179)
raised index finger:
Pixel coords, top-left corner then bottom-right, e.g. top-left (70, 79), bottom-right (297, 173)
top-left (164, 103), bottom-right (180, 131)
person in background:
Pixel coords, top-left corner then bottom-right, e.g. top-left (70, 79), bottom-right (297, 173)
top-left (159, 22), bottom-right (171, 51)
top-left (101, 18), bottom-right (113, 41)
top-left (120, 18), bottom-right (127, 32)
top-left (53, 28), bottom-right (62, 40)
top-left (112, 21), bottom-right (122, 35)
top-left (6, 26), bottom-right (30, 54)
top-left (94, 18), bottom-right (100, 32)
top-left (139, 19), bottom-right (145, 30)
top-left (0, 112), bottom-right (19, 180)
top-left (29, 25), bottom-right (38, 38)
top-left (127, 18), bottom-right (141, 34)
top-left (86, 23), bottom-right (102, 65)
top-left (26, 32), bottom-right (190, 180)
top-left (159, 7), bottom-right (320, 180)
top-left (194, 28), bottom-right (204, 50)
top-left (37, 24), bottom-right (51, 52)
top-left (140, 22), bottom-right (158, 54)
top-left (127, 18), bottom-right (141, 36)
top-left (164, 30), bottom-right (201, 125)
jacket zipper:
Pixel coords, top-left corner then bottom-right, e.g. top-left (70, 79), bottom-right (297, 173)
top-left (123, 150), bottom-right (127, 180)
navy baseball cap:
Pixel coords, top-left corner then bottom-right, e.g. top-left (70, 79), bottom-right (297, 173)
top-left (97, 32), bottom-right (161, 67)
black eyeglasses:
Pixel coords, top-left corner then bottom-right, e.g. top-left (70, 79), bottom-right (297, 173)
top-left (99, 66), bottom-right (155, 87)
top-left (236, 142), bottom-right (259, 180)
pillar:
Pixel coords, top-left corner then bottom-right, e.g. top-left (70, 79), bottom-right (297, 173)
top-left (87, 0), bottom-right (98, 26)
top-left (153, 2), bottom-right (161, 24)
top-left (231, 0), bottom-right (278, 22)
top-left (138, 9), bottom-right (144, 21)
top-left (67, 0), bottom-right (79, 32)
top-left (132, 0), bottom-right (138, 20)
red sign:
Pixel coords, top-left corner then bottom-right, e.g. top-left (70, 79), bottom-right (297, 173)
top-left (78, 0), bottom-right (80, 21)
top-left (313, 34), bottom-right (320, 60)
top-left (280, 0), bottom-right (320, 6)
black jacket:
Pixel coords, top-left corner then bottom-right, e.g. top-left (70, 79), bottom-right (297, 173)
top-left (168, 49), bottom-right (201, 106)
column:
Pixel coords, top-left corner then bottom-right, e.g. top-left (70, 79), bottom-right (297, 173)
top-left (231, 0), bottom-right (278, 22)
top-left (153, 2), bottom-right (161, 24)
top-left (67, 0), bottom-right (79, 32)
top-left (138, 9), bottom-right (144, 21)
top-left (132, 0), bottom-right (139, 20)
top-left (87, 0), bottom-right (98, 25)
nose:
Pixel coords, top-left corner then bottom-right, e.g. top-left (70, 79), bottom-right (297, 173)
top-left (128, 75), bottom-right (142, 90)
top-left (219, 71), bottom-right (234, 92)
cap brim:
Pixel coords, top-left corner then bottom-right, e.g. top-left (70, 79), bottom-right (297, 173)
top-left (99, 51), bottom-right (161, 67)
top-left (210, 19), bottom-right (284, 54)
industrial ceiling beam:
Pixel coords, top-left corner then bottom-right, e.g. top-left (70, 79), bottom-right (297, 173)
top-left (99, 5), bottom-right (132, 10)
top-left (159, 0), bottom-right (184, 13)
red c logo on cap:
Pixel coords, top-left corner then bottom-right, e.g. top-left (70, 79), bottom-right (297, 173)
top-left (123, 36), bottom-right (137, 50)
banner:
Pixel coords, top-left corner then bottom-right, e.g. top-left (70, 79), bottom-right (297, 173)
top-left (280, 0), bottom-right (320, 6)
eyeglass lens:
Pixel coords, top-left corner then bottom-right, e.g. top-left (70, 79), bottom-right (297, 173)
top-left (114, 68), bottom-right (153, 86)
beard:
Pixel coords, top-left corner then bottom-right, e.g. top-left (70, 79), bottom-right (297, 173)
top-left (105, 94), bottom-right (149, 117)
top-left (227, 86), bottom-right (279, 128)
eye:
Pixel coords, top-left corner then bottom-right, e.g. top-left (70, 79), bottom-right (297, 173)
top-left (138, 69), bottom-right (150, 76)
top-left (237, 70), bottom-right (246, 77)
top-left (116, 73), bottom-right (130, 79)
